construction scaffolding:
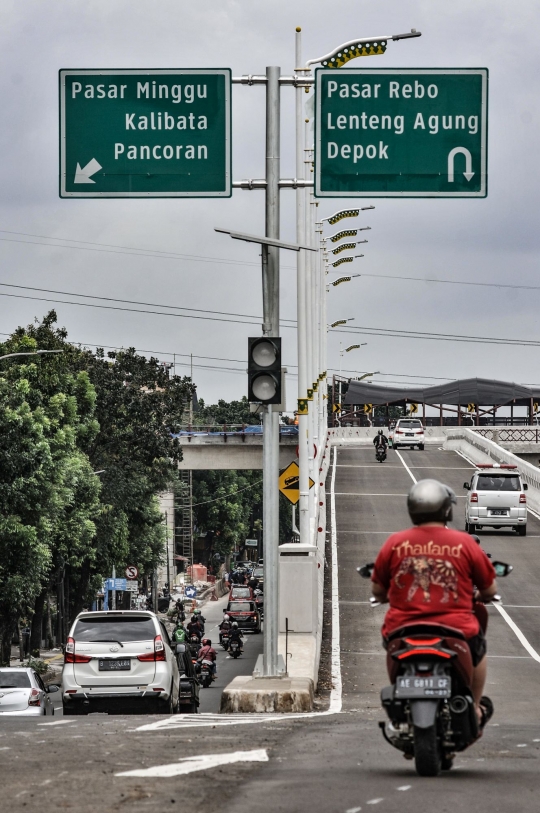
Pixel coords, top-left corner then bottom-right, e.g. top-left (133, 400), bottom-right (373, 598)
top-left (176, 469), bottom-right (193, 582)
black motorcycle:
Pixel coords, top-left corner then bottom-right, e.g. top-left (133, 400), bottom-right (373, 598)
top-left (229, 640), bottom-right (242, 659)
top-left (357, 559), bottom-right (512, 776)
top-left (375, 446), bottom-right (387, 463)
top-left (198, 660), bottom-right (214, 689)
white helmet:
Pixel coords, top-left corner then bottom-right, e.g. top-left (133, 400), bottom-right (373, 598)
top-left (223, 614), bottom-right (230, 621)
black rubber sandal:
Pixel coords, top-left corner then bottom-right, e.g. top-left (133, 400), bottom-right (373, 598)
top-left (479, 696), bottom-right (494, 729)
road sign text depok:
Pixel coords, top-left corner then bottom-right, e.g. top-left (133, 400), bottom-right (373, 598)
top-left (60, 69), bottom-right (231, 197)
top-left (315, 68), bottom-right (488, 198)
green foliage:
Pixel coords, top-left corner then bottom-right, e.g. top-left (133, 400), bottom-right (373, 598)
top-left (24, 656), bottom-right (49, 676)
top-left (194, 396), bottom-right (261, 426)
top-left (0, 312), bottom-right (193, 651)
top-left (191, 470), bottom-right (262, 558)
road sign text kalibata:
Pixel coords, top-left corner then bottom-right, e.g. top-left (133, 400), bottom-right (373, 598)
top-left (315, 68), bottom-right (488, 198)
top-left (60, 69), bottom-right (231, 198)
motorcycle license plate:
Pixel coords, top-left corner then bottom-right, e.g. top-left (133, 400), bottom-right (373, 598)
top-left (395, 676), bottom-right (450, 698)
top-left (99, 659), bottom-right (131, 671)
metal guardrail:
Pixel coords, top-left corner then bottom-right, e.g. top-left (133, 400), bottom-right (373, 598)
top-left (445, 428), bottom-right (540, 496)
top-left (471, 428), bottom-right (540, 443)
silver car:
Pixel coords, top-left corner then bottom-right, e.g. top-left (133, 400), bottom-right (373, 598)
top-left (61, 610), bottom-right (180, 715)
top-left (0, 667), bottom-right (58, 716)
top-left (464, 464), bottom-right (528, 535)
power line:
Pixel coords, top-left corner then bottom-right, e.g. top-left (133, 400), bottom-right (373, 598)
top-left (3, 284), bottom-right (540, 349)
top-left (0, 280), bottom-right (296, 324)
top-left (332, 324), bottom-right (540, 348)
top-left (362, 272), bottom-right (540, 293)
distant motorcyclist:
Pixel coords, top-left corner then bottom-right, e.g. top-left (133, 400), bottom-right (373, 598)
top-left (187, 616), bottom-right (203, 641)
top-left (172, 622), bottom-right (187, 643)
top-left (219, 614), bottom-right (232, 646)
top-left (228, 622), bottom-right (244, 652)
top-left (248, 575), bottom-right (259, 591)
top-left (370, 479), bottom-right (497, 728)
top-left (373, 429), bottom-right (389, 450)
top-left (197, 638), bottom-right (218, 680)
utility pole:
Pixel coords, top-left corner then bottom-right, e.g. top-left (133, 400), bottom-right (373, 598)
top-left (295, 28), bottom-right (311, 549)
top-left (262, 65), bottom-right (281, 677)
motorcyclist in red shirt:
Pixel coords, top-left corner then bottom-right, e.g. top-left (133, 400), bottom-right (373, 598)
top-left (197, 638), bottom-right (217, 680)
top-left (371, 479), bottom-right (497, 727)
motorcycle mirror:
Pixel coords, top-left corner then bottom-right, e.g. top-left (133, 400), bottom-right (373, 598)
top-left (492, 561), bottom-right (513, 578)
top-left (357, 563), bottom-right (374, 579)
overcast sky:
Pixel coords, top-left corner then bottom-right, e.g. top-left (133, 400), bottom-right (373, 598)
top-left (1, 0), bottom-right (539, 411)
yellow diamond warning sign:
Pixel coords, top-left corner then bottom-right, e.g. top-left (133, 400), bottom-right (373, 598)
top-left (278, 461), bottom-right (315, 505)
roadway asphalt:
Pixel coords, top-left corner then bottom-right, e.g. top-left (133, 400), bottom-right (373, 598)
top-left (2, 445), bottom-right (540, 813)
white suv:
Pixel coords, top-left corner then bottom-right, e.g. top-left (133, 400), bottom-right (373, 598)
top-left (391, 418), bottom-right (425, 450)
top-left (61, 611), bottom-right (180, 715)
top-left (463, 464), bottom-right (528, 536)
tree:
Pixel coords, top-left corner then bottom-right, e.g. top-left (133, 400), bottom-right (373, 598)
top-left (194, 396), bottom-right (261, 426)
top-left (191, 469), bottom-right (262, 564)
top-left (0, 330), bottom-right (101, 662)
top-left (3, 312), bottom-right (194, 642)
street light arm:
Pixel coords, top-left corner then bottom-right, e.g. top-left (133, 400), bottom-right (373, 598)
top-left (0, 350), bottom-right (63, 361)
top-left (306, 30), bottom-right (420, 67)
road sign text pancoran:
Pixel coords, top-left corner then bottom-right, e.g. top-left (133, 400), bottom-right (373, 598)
top-left (60, 69), bottom-right (231, 197)
top-left (315, 68), bottom-right (488, 198)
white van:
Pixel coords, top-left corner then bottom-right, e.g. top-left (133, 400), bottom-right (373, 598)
top-left (61, 610), bottom-right (180, 715)
top-left (463, 464), bottom-right (528, 536)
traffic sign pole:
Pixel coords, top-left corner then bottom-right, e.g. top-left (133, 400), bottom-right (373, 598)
top-left (295, 28), bottom-right (311, 553)
top-left (262, 65), bottom-right (283, 679)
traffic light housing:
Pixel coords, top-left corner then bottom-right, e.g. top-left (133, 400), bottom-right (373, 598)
top-left (248, 337), bottom-right (282, 405)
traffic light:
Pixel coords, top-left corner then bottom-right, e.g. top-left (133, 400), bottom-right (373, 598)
top-left (248, 337), bottom-right (282, 404)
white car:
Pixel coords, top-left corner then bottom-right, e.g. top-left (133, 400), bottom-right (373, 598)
top-left (463, 464), bottom-right (528, 536)
top-left (61, 610), bottom-right (180, 716)
top-left (0, 667), bottom-right (58, 716)
top-left (390, 418), bottom-right (425, 450)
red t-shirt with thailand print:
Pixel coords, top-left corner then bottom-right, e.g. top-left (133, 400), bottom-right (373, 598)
top-left (372, 526), bottom-right (495, 639)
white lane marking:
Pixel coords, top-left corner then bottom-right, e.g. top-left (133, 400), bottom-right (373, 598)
top-left (397, 785), bottom-right (411, 791)
top-left (454, 449), bottom-right (477, 467)
top-left (0, 747), bottom-right (11, 750)
top-left (526, 505), bottom-right (540, 522)
top-left (517, 744), bottom-right (527, 747)
top-left (499, 606), bottom-right (540, 608)
top-left (346, 808), bottom-right (362, 813)
top-left (334, 493), bottom-right (408, 497)
top-left (394, 450), bottom-right (417, 484)
top-left (37, 720), bottom-right (74, 726)
top-left (493, 603), bottom-right (540, 664)
top-left (533, 739), bottom-right (540, 742)
top-left (116, 748), bottom-right (268, 778)
top-left (366, 800), bottom-right (384, 805)
top-left (329, 444), bottom-right (343, 715)
top-left (488, 655), bottom-right (531, 659)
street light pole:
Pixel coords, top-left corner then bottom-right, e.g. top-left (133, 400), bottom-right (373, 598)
top-left (295, 28), bottom-right (311, 550)
top-left (262, 65), bottom-right (282, 678)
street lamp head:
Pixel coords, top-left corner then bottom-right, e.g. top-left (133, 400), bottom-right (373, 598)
top-left (0, 349), bottom-right (64, 362)
top-left (322, 206), bottom-right (374, 225)
top-left (330, 276), bottom-right (352, 287)
top-left (345, 343), bottom-right (367, 352)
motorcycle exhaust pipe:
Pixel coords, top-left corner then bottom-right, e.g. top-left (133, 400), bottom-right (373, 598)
top-left (449, 695), bottom-right (469, 714)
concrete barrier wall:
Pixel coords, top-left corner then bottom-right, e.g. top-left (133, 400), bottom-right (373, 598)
top-left (443, 428), bottom-right (540, 514)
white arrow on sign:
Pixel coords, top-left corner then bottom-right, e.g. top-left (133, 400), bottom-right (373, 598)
top-left (448, 147), bottom-right (474, 183)
top-left (74, 158), bottom-right (102, 184)
top-left (116, 749), bottom-right (269, 778)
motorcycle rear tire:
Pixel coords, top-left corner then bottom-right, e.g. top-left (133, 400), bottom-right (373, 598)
top-left (413, 725), bottom-right (441, 777)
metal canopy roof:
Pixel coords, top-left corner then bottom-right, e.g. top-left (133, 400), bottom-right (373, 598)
top-left (343, 377), bottom-right (537, 406)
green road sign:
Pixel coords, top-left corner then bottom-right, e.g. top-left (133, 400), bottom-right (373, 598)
top-left (59, 69), bottom-right (231, 198)
top-left (315, 68), bottom-right (488, 198)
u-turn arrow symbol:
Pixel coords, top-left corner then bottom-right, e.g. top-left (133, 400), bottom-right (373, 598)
top-left (448, 147), bottom-right (474, 183)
